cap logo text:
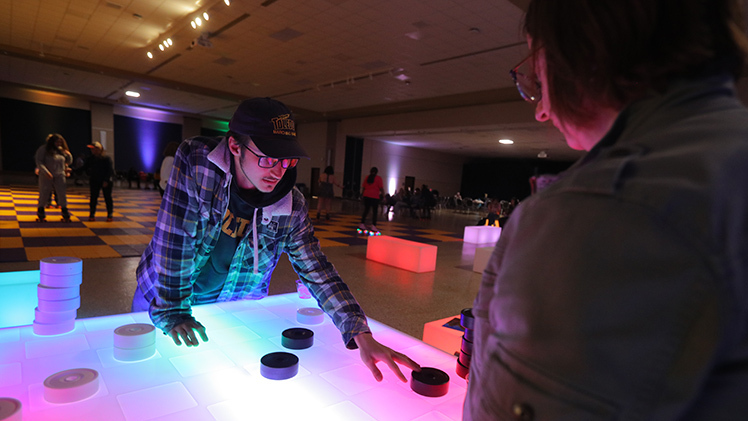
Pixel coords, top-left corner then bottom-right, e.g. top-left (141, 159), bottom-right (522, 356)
top-left (272, 114), bottom-right (296, 137)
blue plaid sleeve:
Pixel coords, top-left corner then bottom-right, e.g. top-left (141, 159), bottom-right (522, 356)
top-left (284, 190), bottom-right (370, 348)
top-left (137, 138), bottom-right (225, 333)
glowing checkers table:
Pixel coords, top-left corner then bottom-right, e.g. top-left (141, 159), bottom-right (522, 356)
top-left (0, 293), bottom-right (466, 420)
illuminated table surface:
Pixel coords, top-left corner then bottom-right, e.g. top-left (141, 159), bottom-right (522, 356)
top-left (0, 293), bottom-right (466, 420)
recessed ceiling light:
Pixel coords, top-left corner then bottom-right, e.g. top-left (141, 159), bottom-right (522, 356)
top-left (125, 91), bottom-right (140, 98)
top-left (499, 139), bottom-right (514, 145)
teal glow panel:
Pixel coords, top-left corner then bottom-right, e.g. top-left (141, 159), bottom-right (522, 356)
top-left (0, 270), bottom-right (39, 328)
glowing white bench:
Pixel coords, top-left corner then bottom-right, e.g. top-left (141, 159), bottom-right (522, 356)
top-left (463, 226), bottom-right (502, 245)
top-left (366, 235), bottom-right (437, 273)
top-left (472, 246), bottom-right (495, 273)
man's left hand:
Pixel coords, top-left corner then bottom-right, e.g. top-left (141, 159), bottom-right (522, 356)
top-left (354, 332), bottom-right (421, 382)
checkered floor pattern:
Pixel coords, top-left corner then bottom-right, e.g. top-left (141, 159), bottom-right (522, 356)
top-left (0, 185), bottom-right (464, 263)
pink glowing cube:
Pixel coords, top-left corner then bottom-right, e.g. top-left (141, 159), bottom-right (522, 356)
top-left (366, 235), bottom-right (437, 273)
top-left (463, 226), bottom-right (502, 245)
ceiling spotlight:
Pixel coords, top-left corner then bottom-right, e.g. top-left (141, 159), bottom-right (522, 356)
top-left (499, 139), bottom-right (514, 145)
top-left (146, 51), bottom-right (153, 59)
top-left (167, 38), bottom-right (173, 46)
top-left (538, 150), bottom-right (548, 158)
top-left (195, 17), bottom-right (202, 26)
top-left (203, 12), bottom-right (209, 20)
top-left (125, 91), bottom-right (140, 98)
top-left (191, 21), bottom-right (197, 29)
top-left (158, 44), bottom-right (165, 51)
top-left (224, 0), bottom-right (230, 5)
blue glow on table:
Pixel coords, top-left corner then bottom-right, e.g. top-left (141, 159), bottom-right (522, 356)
top-left (0, 270), bottom-right (39, 328)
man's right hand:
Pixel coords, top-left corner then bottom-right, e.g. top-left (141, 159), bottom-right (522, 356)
top-left (169, 320), bottom-right (208, 347)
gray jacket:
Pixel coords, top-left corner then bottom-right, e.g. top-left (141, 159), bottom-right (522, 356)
top-left (464, 75), bottom-right (748, 420)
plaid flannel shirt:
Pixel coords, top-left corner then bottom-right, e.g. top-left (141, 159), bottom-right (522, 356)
top-left (136, 136), bottom-right (370, 348)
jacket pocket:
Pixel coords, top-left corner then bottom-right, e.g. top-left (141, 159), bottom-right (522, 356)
top-left (468, 336), bottom-right (619, 421)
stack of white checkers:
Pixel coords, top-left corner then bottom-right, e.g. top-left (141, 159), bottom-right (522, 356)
top-left (113, 323), bottom-right (156, 362)
top-left (33, 257), bottom-right (82, 336)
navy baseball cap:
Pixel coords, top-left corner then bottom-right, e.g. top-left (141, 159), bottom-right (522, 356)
top-left (228, 97), bottom-right (309, 159)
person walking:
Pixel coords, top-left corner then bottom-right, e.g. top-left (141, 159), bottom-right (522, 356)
top-left (35, 133), bottom-right (73, 222)
top-left (158, 142), bottom-right (179, 197)
top-left (316, 165), bottom-right (341, 220)
top-left (84, 141), bottom-right (115, 221)
top-left (359, 167), bottom-right (383, 234)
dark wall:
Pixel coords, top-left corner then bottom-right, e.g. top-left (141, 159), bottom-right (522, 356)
top-left (0, 98), bottom-right (92, 172)
top-left (201, 127), bottom-right (225, 137)
top-left (343, 136), bottom-right (364, 198)
top-left (113, 115), bottom-right (183, 174)
top-left (460, 158), bottom-right (574, 200)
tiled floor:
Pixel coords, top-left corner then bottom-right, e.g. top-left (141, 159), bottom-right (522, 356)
top-left (0, 183), bottom-right (492, 341)
top-left (0, 185), bottom-right (159, 262)
top-left (0, 185), bottom-right (465, 263)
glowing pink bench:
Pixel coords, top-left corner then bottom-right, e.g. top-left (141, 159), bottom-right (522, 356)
top-left (366, 235), bottom-right (437, 273)
top-left (463, 226), bottom-right (502, 245)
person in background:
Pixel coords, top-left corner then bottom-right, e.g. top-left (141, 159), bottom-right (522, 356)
top-left (158, 141), bottom-right (180, 197)
top-left (315, 165), bottom-right (341, 220)
top-left (84, 141), bottom-right (115, 222)
top-left (359, 166), bottom-right (384, 233)
top-left (72, 154), bottom-right (86, 186)
top-left (35, 133), bottom-right (72, 222)
top-left (133, 98), bottom-right (420, 383)
top-left (476, 199), bottom-right (500, 227)
top-left (419, 184), bottom-right (436, 219)
top-left (464, 0), bottom-right (748, 419)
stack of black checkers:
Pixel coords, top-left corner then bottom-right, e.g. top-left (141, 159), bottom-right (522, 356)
top-left (411, 367), bottom-right (450, 397)
top-left (455, 308), bottom-right (474, 379)
top-left (33, 257), bottom-right (83, 336)
top-left (260, 352), bottom-right (299, 380)
top-left (260, 327), bottom-right (315, 380)
top-left (281, 327), bottom-right (314, 350)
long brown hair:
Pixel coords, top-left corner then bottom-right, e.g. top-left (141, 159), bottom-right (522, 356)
top-left (45, 133), bottom-right (69, 154)
top-left (524, 0), bottom-right (748, 127)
